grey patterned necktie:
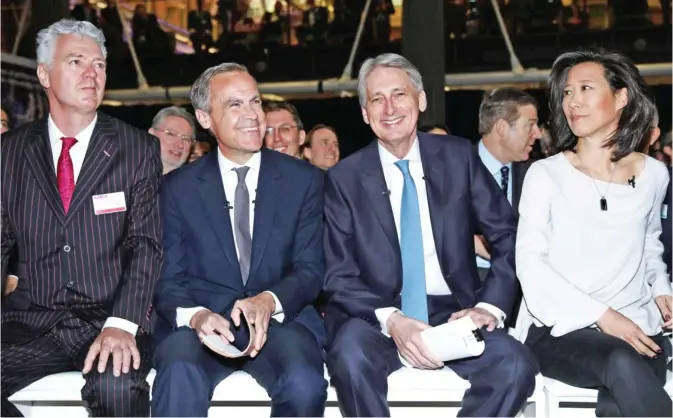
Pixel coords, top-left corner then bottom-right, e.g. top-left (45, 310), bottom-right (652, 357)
top-left (234, 166), bottom-right (252, 285)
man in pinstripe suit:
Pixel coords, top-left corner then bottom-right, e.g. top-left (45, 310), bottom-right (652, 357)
top-left (1, 20), bottom-right (162, 416)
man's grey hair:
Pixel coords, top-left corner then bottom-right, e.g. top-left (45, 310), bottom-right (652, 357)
top-left (356, 53), bottom-right (424, 107)
top-left (190, 63), bottom-right (248, 112)
top-left (152, 106), bottom-right (198, 139)
top-left (36, 19), bottom-right (107, 67)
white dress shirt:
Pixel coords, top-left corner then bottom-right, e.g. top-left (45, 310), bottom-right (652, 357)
top-left (175, 149), bottom-right (284, 329)
top-left (514, 153), bottom-right (671, 343)
top-left (374, 138), bottom-right (505, 336)
top-left (45, 115), bottom-right (138, 336)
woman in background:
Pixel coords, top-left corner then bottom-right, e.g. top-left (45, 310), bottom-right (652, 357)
top-left (515, 49), bottom-right (672, 417)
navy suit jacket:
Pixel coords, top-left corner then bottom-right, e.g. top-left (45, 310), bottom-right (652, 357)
top-left (322, 133), bottom-right (518, 342)
top-left (153, 148), bottom-right (326, 348)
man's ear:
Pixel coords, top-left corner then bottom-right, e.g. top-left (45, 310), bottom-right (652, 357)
top-left (361, 106), bottom-right (370, 125)
top-left (195, 109), bottom-right (212, 130)
top-left (299, 129), bottom-right (306, 146)
top-left (418, 90), bottom-right (427, 113)
top-left (36, 64), bottom-right (50, 89)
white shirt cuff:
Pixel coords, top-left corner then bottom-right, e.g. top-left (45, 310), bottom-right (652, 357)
top-left (103, 317), bottom-right (139, 336)
top-left (176, 306), bottom-right (208, 328)
top-left (7, 274), bottom-right (18, 280)
top-left (375, 307), bottom-right (400, 337)
top-left (263, 291), bottom-right (284, 323)
top-left (475, 302), bottom-right (506, 328)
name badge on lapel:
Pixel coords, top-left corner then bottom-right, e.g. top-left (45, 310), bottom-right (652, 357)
top-left (92, 192), bottom-right (127, 215)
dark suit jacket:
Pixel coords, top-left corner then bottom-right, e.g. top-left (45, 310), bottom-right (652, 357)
top-left (322, 133), bottom-right (518, 342)
top-left (153, 148), bottom-right (326, 348)
top-left (661, 166), bottom-right (672, 277)
top-left (1, 113), bottom-right (163, 344)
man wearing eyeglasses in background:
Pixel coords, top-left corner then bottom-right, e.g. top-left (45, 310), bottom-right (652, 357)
top-left (263, 101), bottom-right (306, 158)
top-left (149, 106), bottom-right (198, 174)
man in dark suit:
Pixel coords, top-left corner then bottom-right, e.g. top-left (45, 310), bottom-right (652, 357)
top-left (1, 20), bottom-right (162, 416)
top-left (323, 53), bottom-right (539, 417)
top-left (473, 88), bottom-right (542, 282)
top-left (151, 63), bottom-right (327, 416)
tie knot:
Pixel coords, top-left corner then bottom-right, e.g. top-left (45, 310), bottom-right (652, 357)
top-left (394, 160), bottom-right (411, 177)
top-left (61, 137), bottom-right (78, 152)
top-left (500, 166), bottom-right (509, 177)
top-left (234, 166), bottom-right (250, 183)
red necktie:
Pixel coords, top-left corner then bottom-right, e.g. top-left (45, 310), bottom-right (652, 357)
top-left (57, 137), bottom-right (78, 213)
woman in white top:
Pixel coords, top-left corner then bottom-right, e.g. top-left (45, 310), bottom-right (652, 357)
top-left (515, 49), bottom-right (672, 417)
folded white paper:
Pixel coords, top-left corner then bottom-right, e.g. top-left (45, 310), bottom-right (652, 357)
top-left (399, 316), bottom-right (486, 367)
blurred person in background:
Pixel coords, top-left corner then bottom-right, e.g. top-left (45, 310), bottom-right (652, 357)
top-left (301, 124), bottom-right (340, 170)
top-left (419, 123), bottom-right (451, 135)
top-left (1, 105), bottom-right (12, 134)
top-left (473, 87), bottom-right (542, 275)
top-left (189, 139), bottom-right (213, 163)
top-left (149, 106), bottom-right (197, 174)
top-left (264, 101), bottom-right (306, 158)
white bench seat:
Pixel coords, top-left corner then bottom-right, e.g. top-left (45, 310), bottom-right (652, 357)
top-left (9, 366), bottom-right (545, 417)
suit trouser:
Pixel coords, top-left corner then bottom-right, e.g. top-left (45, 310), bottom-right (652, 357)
top-left (526, 325), bottom-right (672, 417)
top-left (1, 315), bottom-right (153, 417)
top-left (326, 295), bottom-right (539, 417)
top-left (151, 320), bottom-right (327, 417)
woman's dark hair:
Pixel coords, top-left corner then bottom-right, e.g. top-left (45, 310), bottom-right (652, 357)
top-left (548, 48), bottom-right (656, 161)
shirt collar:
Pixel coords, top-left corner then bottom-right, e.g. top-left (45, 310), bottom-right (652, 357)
top-left (478, 140), bottom-right (511, 176)
top-left (48, 113), bottom-right (97, 149)
top-left (378, 136), bottom-right (421, 166)
top-left (217, 147), bottom-right (262, 174)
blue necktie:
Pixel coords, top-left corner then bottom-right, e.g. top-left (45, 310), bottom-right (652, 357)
top-left (500, 166), bottom-right (510, 194)
top-left (394, 160), bottom-right (428, 323)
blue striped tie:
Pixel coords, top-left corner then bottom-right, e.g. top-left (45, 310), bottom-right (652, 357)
top-left (394, 160), bottom-right (428, 323)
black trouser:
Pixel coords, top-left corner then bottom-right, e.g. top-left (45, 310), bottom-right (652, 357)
top-left (2, 316), bottom-right (152, 417)
top-left (526, 325), bottom-right (671, 417)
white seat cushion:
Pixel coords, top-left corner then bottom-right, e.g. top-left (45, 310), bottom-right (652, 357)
top-left (9, 366), bottom-right (480, 403)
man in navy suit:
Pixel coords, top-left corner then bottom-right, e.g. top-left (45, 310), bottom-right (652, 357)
top-left (151, 63), bottom-right (327, 416)
top-left (323, 53), bottom-right (539, 417)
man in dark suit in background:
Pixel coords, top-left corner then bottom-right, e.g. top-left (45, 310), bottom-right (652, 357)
top-left (323, 53), bottom-right (538, 417)
top-left (1, 19), bottom-right (162, 416)
top-left (473, 88), bottom-right (542, 281)
top-left (151, 63), bottom-right (327, 416)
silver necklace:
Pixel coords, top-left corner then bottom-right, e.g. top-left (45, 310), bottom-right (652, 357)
top-left (576, 153), bottom-right (617, 211)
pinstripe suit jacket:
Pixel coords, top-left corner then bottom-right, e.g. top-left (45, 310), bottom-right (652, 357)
top-left (1, 113), bottom-right (163, 345)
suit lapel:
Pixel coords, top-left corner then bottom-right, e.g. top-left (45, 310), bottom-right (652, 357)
top-left (67, 114), bottom-right (119, 217)
top-left (418, 133), bottom-right (446, 265)
top-left (248, 149), bottom-right (281, 282)
top-left (359, 141), bottom-right (399, 254)
top-left (197, 152), bottom-right (239, 268)
top-left (23, 119), bottom-right (66, 223)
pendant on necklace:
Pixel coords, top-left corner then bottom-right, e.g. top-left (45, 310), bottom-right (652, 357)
top-left (600, 197), bottom-right (608, 211)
